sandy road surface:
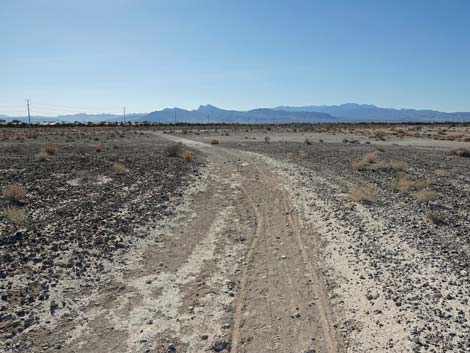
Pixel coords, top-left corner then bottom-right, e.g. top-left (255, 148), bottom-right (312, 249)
top-left (28, 135), bottom-right (340, 353)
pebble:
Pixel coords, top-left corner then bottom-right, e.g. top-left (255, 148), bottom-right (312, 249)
top-left (212, 340), bottom-right (231, 352)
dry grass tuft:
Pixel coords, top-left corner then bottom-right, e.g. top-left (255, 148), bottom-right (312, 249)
top-left (210, 139), bottom-right (220, 145)
top-left (96, 144), bottom-right (105, 153)
top-left (414, 189), bottom-right (436, 202)
top-left (434, 169), bottom-right (449, 177)
top-left (41, 144), bottom-right (59, 155)
top-left (426, 211), bottom-right (446, 225)
top-left (182, 149), bottom-right (193, 161)
top-left (364, 152), bottom-right (377, 164)
top-left (396, 177), bottom-right (414, 191)
top-left (112, 163), bottom-right (125, 174)
top-left (351, 159), bottom-right (369, 170)
top-left (2, 206), bottom-right (26, 226)
top-left (414, 178), bottom-right (433, 189)
top-left (3, 184), bottom-right (26, 204)
top-left (264, 136), bottom-right (271, 143)
top-left (395, 177), bottom-right (432, 192)
top-left (452, 148), bottom-right (470, 157)
top-left (38, 151), bottom-right (50, 161)
top-left (389, 161), bottom-right (409, 171)
top-left (304, 138), bottom-right (312, 145)
top-left (349, 186), bottom-right (376, 203)
top-left (351, 152), bottom-right (377, 170)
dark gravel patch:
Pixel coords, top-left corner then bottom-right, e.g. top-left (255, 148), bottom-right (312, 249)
top-left (0, 131), bottom-right (203, 347)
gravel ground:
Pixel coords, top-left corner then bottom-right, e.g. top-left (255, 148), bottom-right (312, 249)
top-left (224, 138), bottom-right (470, 352)
top-left (1, 125), bottom-right (469, 353)
top-left (0, 129), bottom-right (203, 351)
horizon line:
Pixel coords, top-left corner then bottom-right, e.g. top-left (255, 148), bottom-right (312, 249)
top-left (2, 102), bottom-right (470, 118)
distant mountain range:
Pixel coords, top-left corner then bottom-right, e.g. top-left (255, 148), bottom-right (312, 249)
top-left (141, 105), bottom-right (333, 123)
top-left (273, 103), bottom-right (470, 122)
top-left (2, 103), bottom-right (470, 124)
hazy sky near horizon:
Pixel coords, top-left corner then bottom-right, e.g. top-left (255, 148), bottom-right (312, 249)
top-left (1, 0), bottom-right (470, 116)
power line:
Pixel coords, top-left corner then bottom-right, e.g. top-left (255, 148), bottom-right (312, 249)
top-left (26, 99), bottom-right (31, 128)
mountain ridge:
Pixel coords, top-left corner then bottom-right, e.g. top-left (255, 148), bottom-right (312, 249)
top-left (2, 103), bottom-right (470, 123)
top-left (273, 103), bottom-right (470, 122)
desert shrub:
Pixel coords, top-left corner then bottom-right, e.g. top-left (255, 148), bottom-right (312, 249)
top-left (351, 159), bottom-right (369, 170)
top-left (434, 169), bottom-right (449, 177)
top-left (165, 144), bottom-right (180, 157)
top-left (414, 178), bottom-right (433, 189)
top-left (349, 186), bottom-right (376, 203)
top-left (96, 144), bottom-right (105, 152)
top-left (364, 152), bottom-right (377, 164)
top-left (2, 206), bottom-right (26, 226)
top-left (395, 177), bottom-right (432, 192)
top-left (38, 151), bottom-right (50, 161)
top-left (351, 152), bottom-right (378, 170)
top-left (426, 211), bottom-right (446, 225)
top-left (112, 163), bottom-right (125, 174)
top-left (264, 136), bottom-right (271, 144)
top-left (452, 148), bottom-right (470, 157)
top-left (414, 189), bottom-right (436, 202)
top-left (396, 177), bottom-right (414, 191)
top-left (389, 161), bottom-right (409, 171)
top-left (304, 138), bottom-right (312, 145)
top-left (210, 139), bottom-right (220, 145)
top-left (3, 184), bottom-right (26, 204)
top-left (41, 144), bottom-right (59, 155)
top-left (182, 149), bottom-right (193, 161)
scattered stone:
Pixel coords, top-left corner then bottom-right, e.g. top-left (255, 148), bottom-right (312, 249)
top-left (212, 340), bottom-right (231, 352)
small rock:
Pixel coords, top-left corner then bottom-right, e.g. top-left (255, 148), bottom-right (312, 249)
top-left (212, 340), bottom-right (231, 352)
top-left (366, 291), bottom-right (380, 301)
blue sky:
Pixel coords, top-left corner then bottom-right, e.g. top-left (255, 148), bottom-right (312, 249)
top-left (1, 0), bottom-right (470, 116)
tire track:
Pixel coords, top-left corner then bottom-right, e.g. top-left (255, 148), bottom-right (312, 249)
top-left (157, 134), bottom-right (340, 353)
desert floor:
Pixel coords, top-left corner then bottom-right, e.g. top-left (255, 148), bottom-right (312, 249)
top-left (1, 124), bottom-right (469, 353)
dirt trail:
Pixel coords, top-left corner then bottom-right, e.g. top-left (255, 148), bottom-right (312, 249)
top-left (31, 135), bottom-right (339, 353)
top-left (161, 135), bottom-right (339, 353)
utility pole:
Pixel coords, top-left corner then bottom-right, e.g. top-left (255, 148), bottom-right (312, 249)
top-left (174, 110), bottom-right (176, 124)
top-left (26, 99), bottom-right (31, 128)
top-left (123, 107), bottom-right (126, 124)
